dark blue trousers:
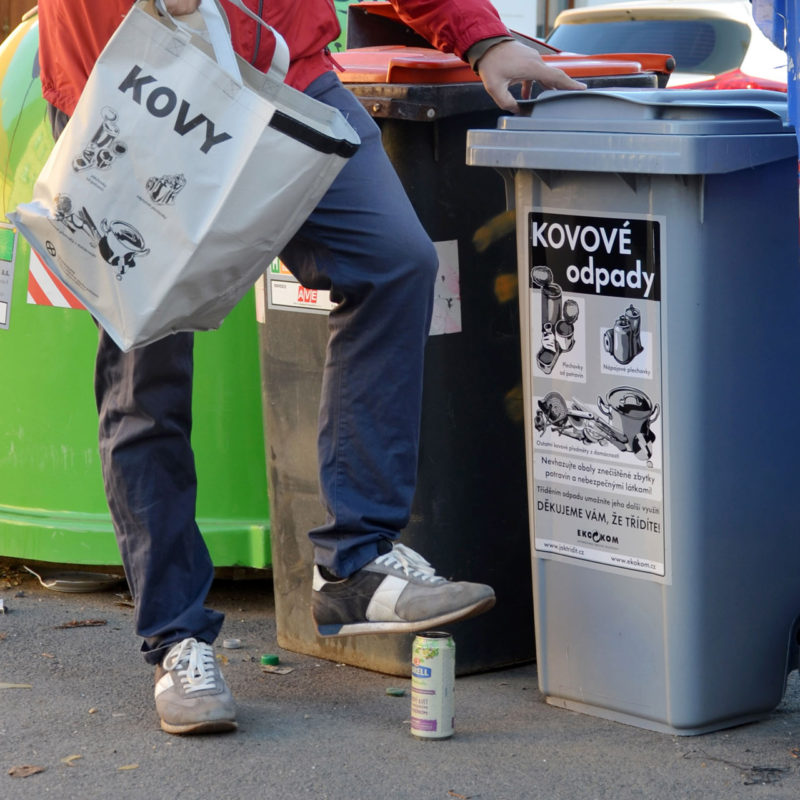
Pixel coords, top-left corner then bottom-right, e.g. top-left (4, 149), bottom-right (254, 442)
top-left (90, 73), bottom-right (438, 663)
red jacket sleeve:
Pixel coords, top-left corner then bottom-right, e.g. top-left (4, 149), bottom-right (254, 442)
top-left (389, 0), bottom-right (511, 60)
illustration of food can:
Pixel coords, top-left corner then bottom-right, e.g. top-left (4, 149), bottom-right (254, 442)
top-left (411, 631), bottom-right (455, 739)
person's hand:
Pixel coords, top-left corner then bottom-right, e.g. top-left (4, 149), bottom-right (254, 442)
top-left (477, 40), bottom-right (586, 114)
top-left (165, 0), bottom-right (201, 14)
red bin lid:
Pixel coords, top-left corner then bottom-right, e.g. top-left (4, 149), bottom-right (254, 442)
top-left (336, 45), bottom-right (673, 85)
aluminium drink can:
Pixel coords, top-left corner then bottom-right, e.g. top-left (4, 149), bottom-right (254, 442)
top-left (410, 631), bottom-right (455, 739)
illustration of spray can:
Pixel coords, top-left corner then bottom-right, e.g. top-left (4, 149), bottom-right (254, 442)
top-left (91, 106), bottom-right (120, 150)
top-left (411, 631), bottom-right (455, 739)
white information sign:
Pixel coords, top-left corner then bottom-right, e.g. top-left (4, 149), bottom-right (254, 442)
top-left (527, 208), bottom-right (666, 577)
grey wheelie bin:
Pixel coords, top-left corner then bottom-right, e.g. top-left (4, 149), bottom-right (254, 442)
top-left (466, 89), bottom-right (800, 733)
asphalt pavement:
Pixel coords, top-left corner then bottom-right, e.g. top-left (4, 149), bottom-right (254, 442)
top-left (3, 558), bottom-right (800, 800)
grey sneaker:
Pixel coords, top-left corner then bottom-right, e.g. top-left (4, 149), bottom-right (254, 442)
top-left (154, 638), bottom-right (237, 735)
top-left (312, 543), bottom-right (496, 637)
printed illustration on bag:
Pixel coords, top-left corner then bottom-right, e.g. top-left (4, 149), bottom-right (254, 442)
top-left (53, 194), bottom-right (102, 246)
top-left (532, 265), bottom-right (581, 374)
top-left (534, 386), bottom-right (659, 462)
top-left (72, 106), bottom-right (128, 172)
top-left (97, 219), bottom-right (150, 278)
top-left (145, 173), bottom-right (186, 205)
top-left (51, 194), bottom-right (150, 280)
top-left (603, 304), bottom-right (644, 365)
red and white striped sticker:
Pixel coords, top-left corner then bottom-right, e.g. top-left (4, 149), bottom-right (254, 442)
top-left (26, 248), bottom-right (84, 310)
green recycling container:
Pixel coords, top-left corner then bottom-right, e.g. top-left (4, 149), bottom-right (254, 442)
top-left (0, 15), bottom-right (271, 569)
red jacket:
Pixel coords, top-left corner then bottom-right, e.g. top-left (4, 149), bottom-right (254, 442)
top-left (38, 0), bottom-right (510, 116)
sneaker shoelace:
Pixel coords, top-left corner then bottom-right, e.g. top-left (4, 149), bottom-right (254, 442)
top-left (162, 638), bottom-right (220, 694)
top-left (375, 543), bottom-right (447, 584)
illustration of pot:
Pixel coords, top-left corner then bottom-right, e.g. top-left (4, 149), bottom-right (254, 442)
top-left (146, 173), bottom-right (187, 205)
top-left (98, 219), bottom-right (150, 279)
top-left (603, 304), bottom-right (643, 365)
top-left (597, 386), bottom-right (659, 461)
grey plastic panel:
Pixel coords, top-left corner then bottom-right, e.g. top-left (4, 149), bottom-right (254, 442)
top-left (466, 129), bottom-right (797, 174)
top-left (510, 88), bottom-right (789, 134)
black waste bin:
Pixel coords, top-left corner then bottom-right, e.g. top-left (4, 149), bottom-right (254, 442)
top-left (257, 39), bottom-right (664, 676)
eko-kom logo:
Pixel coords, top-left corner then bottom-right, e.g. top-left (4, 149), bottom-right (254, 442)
top-left (577, 529), bottom-right (620, 545)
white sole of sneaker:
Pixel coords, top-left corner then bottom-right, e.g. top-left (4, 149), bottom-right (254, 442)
top-left (315, 595), bottom-right (496, 638)
top-left (160, 718), bottom-right (238, 735)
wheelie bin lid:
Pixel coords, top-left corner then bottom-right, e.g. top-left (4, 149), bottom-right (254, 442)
top-left (336, 48), bottom-right (674, 120)
top-left (507, 88), bottom-right (790, 132)
top-left (336, 47), bottom-right (674, 86)
top-left (466, 88), bottom-right (797, 175)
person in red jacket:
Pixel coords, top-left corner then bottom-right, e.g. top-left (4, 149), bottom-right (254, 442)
top-left (37, 0), bottom-right (584, 735)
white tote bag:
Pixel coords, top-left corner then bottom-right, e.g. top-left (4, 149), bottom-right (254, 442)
top-left (9, 0), bottom-right (359, 350)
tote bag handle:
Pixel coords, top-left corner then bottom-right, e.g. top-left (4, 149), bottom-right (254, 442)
top-left (153, 0), bottom-right (291, 83)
